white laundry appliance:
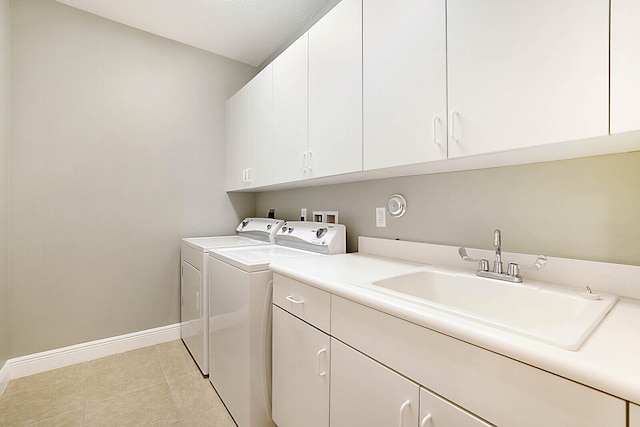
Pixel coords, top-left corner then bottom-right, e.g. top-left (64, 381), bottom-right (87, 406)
top-left (208, 221), bottom-right (346, 427)
top-left (180, 218), bottom-right (284, 375)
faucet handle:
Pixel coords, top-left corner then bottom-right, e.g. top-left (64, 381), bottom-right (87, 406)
top-left (458, 247), bottom-right (489, 272)
top-left (507, 255), bottom-right (547, 279)
top-left (507, 262), bottom-right (520, 278)
top-left (519, 255), bottom-right (548, 270)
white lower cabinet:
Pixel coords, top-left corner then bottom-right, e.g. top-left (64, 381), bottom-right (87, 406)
top-left (631, 403), bottom-right (640, 427)
top-left (330, 338), bottom-right (420, 427)
top-left (271, 306), bottom-right (330, 427)
top-left (420, 388), bottom-right (492, 427)
top-left (271, 276), bottom-right (627, 427)
top-left (331, 295), bottom-right (625, 427)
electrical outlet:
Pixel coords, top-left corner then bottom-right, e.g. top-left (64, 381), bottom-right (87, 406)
top-left (376, 207), bottom-right (386, 227)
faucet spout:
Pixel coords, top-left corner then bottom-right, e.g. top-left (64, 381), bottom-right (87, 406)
top-left (493, 229), bottom-right (503, 273)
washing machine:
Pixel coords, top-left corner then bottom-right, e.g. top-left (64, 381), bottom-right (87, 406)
top-left (180, 218), bottom-right (284, 375)
top-left (208, 221), bottom-right (346, 427)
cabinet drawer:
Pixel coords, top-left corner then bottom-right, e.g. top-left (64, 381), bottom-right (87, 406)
top-left (273, 273), bottom-right (330, 333)
top-left (331, 295), bottom-right (625, 427)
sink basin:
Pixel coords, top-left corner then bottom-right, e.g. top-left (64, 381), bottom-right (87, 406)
top-left (357, 267), bottom-right (617, 350)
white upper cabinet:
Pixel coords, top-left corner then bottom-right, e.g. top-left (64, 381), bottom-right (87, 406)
top-left (272, 33), bottom-right (309, 184)
top-left (363, 0), bottom-right (447, 170)
top-left (446, 0), bottom-right (609, 158)
top-left (225, 86), bottom-right (249, 191)
top-left (308, 0), bottom-right (362, 178)
top-left (611, 0), bottom-right (640, 134)
top-left (247, 64), bottom-right (273, 188)
top-left (225, 65), bottom-right (273, 190)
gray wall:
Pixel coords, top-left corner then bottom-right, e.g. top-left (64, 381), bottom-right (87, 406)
top-left (8, 0), bottom-right (256, 358)
top-left (0, 0), bottom-right (9, 367)
top-left (257, 150), bottom-right (640, 266)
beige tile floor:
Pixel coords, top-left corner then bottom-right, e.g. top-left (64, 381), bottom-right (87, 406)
top-left (0, 340), bottom-right (237, 427)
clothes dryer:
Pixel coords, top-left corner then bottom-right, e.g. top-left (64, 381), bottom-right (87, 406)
top-left (180, 218), bottom-right (283, 375)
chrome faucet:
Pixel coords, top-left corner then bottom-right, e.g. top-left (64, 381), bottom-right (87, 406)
top-left (493, 229), bottom-right (502, 274)
top-left (459, 229), bottom-right (547, 283)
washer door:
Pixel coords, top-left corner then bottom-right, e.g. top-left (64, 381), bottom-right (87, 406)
top-left (181, 261), bottom-right (205, 370)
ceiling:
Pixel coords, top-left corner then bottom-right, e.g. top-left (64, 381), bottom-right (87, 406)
top-left (54, 0), bottom-right (336, 67)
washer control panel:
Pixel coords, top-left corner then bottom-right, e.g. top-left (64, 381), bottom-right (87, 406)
top-left (275, 221), bottom-right (346, 255)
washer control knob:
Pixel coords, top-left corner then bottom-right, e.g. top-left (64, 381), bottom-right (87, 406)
top-left (316, 228), bottom-right (327, 238)
top-left (241, 220), bottom-right (249, 228)
top-left (266, 224), bottom-right (272, 230)
top-left (288, 227), bottom-right (294, 233)
top-left (281, 227), bottom-right (288, 233)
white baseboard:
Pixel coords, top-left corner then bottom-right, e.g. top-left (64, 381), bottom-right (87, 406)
top-left (0, 323), bottom-right (181, 396)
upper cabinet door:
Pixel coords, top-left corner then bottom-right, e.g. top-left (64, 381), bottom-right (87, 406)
top-left (225, 86), bottom-right (249, 191)
top-left (363, 0), bottom-right (447, 170)
top-left (308, 0), bottom-right (362, 178)
top-left (447, 0), bottom-right (609, 158)
top-left (611, 0), bottom-right (640, 134)
top-left (273, 33), bottom-right (309, 185)
top-left (247, 64), bottom-right (273, 188)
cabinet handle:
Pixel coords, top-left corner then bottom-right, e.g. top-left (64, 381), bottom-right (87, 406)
top-left (299, 152), bottom-right (305, 170)
top-left (432, 116), bottom-right (441, 145)
top-left (242, 168), bottom-right (252, 183)
top-left (420, 414), bottom-right (433, 427)
top-left (449, 110), bottom-right (459, 143)
top-left (399, 400), bottom-right (411, 427)
top-left (316, 348), bottom-right (327, 376)
top-left (285, 295), bottom-right (304, 304)
top-left (306, 151), bottom-right (313, 171)
top-left (196, 291), bottom-right (200, 312)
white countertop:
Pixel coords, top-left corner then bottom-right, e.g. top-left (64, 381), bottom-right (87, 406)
top-left (269, 252), bottom-right (640, 405)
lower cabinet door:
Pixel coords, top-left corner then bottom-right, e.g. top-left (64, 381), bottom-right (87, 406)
top-left (330, 338), bottom-right (419, 427)
top-left (271, 306), bottom-right (330, 427)
top-left (631, 403), bottom-right (640, 427)
top-left (420, 387), bottom-right (494, 427)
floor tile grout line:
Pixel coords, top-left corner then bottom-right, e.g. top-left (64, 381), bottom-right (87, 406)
top-left (80, 360), bottom-right (90, 427)
top-left (155, 342), bottom-right (187, 424)
top-left (24, 408), bottom-right (84, 427)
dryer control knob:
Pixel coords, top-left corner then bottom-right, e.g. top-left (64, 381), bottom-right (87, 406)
top-left (316, 228), bottom-right (328, 238)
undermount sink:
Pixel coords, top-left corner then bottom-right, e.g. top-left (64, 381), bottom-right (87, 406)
top-left (356, 267), bottom-right (617, 350)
